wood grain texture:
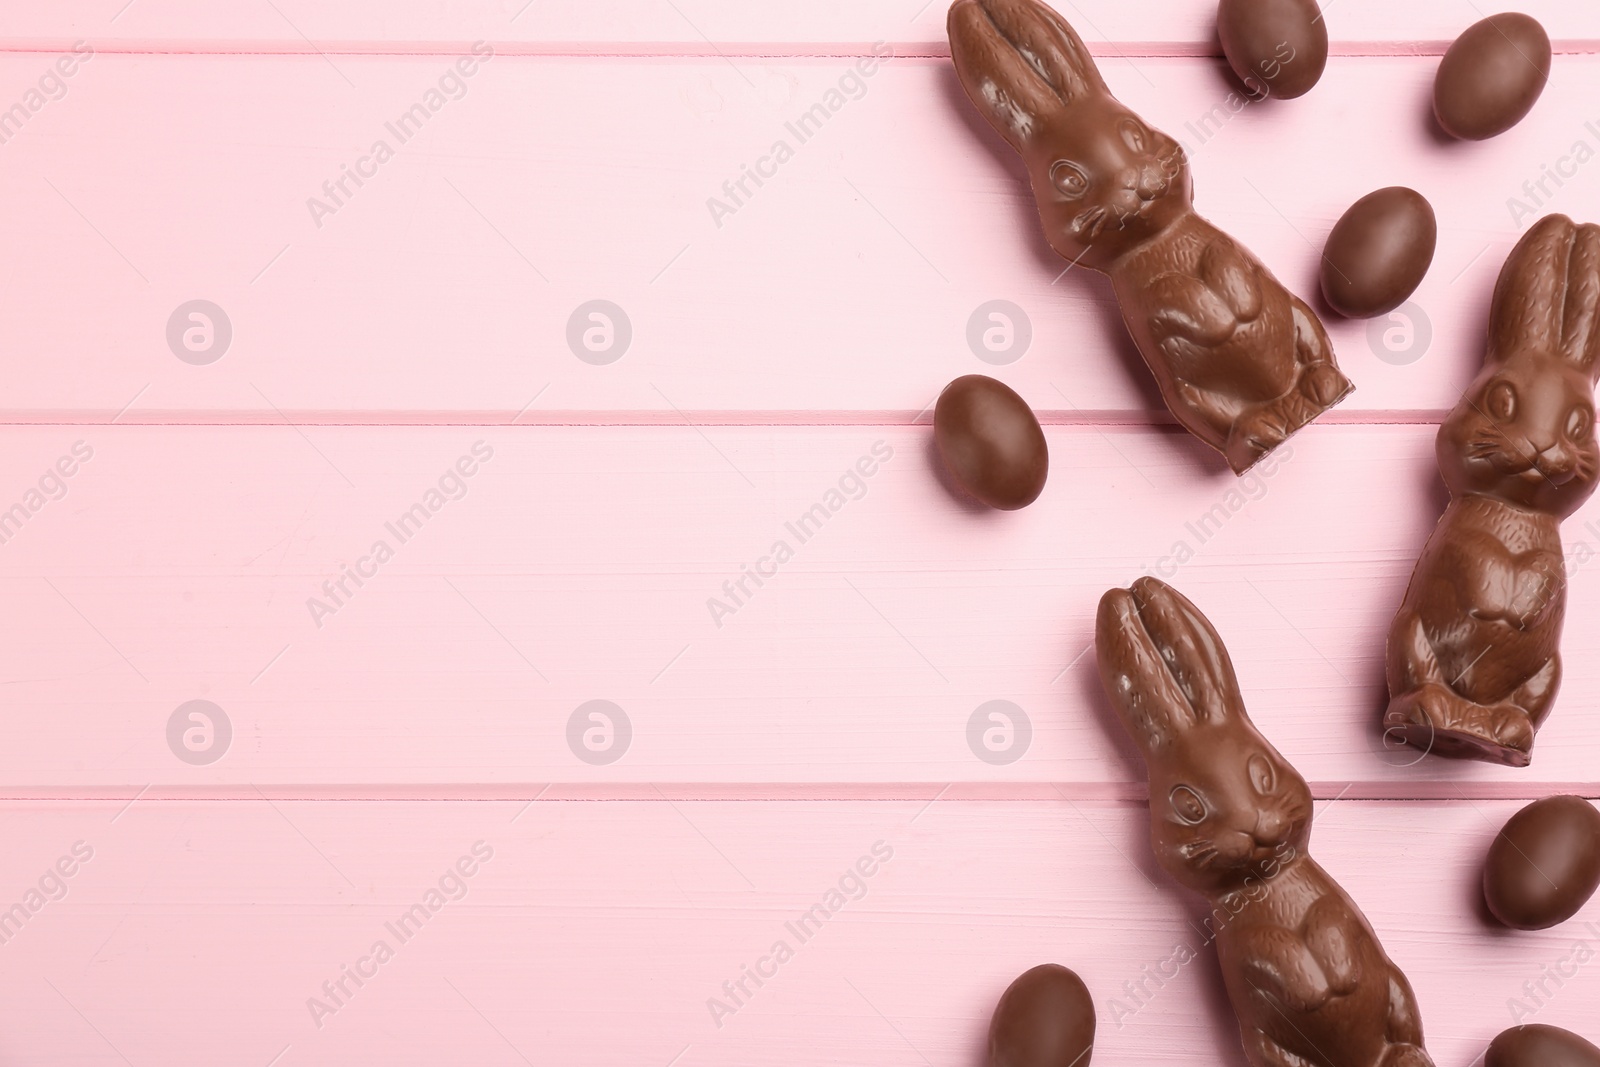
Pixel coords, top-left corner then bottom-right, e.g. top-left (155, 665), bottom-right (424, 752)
top-left (3, 2), bottom-right (1600, 1061)
top-left (0, 52), bottom-right (1595, 421)
top-left (0, 423), bottom-right (1597, 792)
top-left (0, 799), bottom-right (1593, 1066)
top-left (2, 0), bottom-right (1597, 54)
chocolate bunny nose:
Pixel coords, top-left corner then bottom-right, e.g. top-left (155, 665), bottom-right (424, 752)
top-left (1533, 445), bottom-right (1576, 483)
top-left (1134, 167), bottom-right (1167, 200)
top-left (1252, 810), bottom-right (1289, 846)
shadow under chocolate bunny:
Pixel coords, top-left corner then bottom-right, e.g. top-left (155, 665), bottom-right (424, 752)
top-left (1362, 411), bottom-right (1451, 754)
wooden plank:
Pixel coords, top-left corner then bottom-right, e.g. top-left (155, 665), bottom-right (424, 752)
top-left (0, 423), bottom-right (1596, 791)
top-left (0, 798), bottom-right (1592, 1064)
top-left (0, 52), bottom-right (1594, 421)
top-left (3, 0), bottom-right (1598, 54)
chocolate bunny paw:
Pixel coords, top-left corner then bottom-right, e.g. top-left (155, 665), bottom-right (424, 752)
top-left (1299, 360), bottom-right (1355, 410)
top-left (1224, 358), bottom-right (1352, 472)
top-left (1227, 389), bottom-right (1317, 473)
top-left (1383, 685), bottom-right (1534, 766)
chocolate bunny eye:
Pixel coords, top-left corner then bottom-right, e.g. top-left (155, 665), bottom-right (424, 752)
top-left (1170, 785), bottom-right (1206, 824)
top-left (1486, 380), bottom-right (1518, 422)
top-left (1247, 754), bottom-right (1276, 795)
top-left (1119, 120), bottom-right (1146, 153)
top-left (1567, 405), bottom-right (1593, 440)
top-left (1050, 160), bottom-right (1090, 200)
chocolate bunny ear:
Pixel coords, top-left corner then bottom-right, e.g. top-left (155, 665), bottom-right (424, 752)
top-left (1489, 214), bottom-right (1600, 375)
top-left (947, 0), bottom-right (1108, 151)
top-left (1096, 578), bottom-right (1246, 756)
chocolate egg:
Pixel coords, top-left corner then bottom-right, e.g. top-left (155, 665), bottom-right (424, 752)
top-left (1488, 1024), bottom-right (1600, 1067)
top-left (989, 964), bottom-right (1095, 1067)
top-left (934, 375), bottom-right (1048, 510)
top-left (1217, 0), bottom-right (1329, 100)
top-left (1320, 187), bottom-right (1437, 318)
top-left (1484, 795), bottom-right (1600, 930)
top-left (1434, 13), bottom-right (1551, 140)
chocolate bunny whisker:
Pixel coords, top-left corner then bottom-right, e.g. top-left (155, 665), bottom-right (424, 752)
top-left (948, 0), bottom-right (1353, 474)
top-left (1097, 578), bottom-right (1435, 1067)
top-left (1385, 214), bottom-right (1600, 766)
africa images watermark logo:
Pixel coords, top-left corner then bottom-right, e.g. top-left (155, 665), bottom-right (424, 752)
top-left (1506, 120), bottom-right (1600, 228)
top-left (0, 441), bottom-right (93, 548)
top-left (167, 300), bottom-right (233, 365)
top-left (705, 43), bottom-right (893, 228)
top-left (0, 842), bottom-right (95, 948)
top-left (967, 300), bottom-right (1032, 366)
top-left (967, 700), bottom-right (1031, 765)
top-left (306, 841), bottom-right (495, 1030)
top-left (705, 840), bottom-right (894, 1029)
top-left (0, 41), bottom-right (93, 147)
top-left (567, 700), bottom-right (631, 766)
top-left (1105, 841), bottom-right (1298, 1028)
top-left (167, 700), bottom-right (231, 766)
top-left (706, 440), bottom-right (894, 628)
top-left (306, 43), bottom-right (495, 229)
top-left (306, 442), bottom-right (495, 629)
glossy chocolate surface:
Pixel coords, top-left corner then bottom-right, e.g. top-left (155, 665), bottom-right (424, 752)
top-left (988, 964), bottom-right (1095, 1067)
top-left (948, 0), bottom-right (1352, 475)
top-left (1384, 215), bottom-right (1600, 766)
top-left (1321, 187), bottom-right (1437, 319)
top-left (934, 374), bottom-right (1048, 509)
top-left (1217, 0), bottom-right (1329, 100)
top-left (1484, 794), bottom-right (1600, 930)
top-left (1488, 1024), bottom-right (1600, 1067)
top-left (1096, 578), bottom-right (1434, 1067)
top-left (1434, 13), bottom-right (1551, 140)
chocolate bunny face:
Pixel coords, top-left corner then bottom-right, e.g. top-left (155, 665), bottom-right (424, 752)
top-left (940, 0), bottom-right (1196, 267)
top-left (1044, 103), bottom-right (1192, 265)
top-left (1440, 353), bottom-right (1599, 516)
top-left (948, 0), bottom-right (1192, 268)
top-left (1097, 577), bottom-right (1312, 896)
top-left (1439, 216), bottom-right (1600, 518)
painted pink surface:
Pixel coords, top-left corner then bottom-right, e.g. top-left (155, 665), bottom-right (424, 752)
top-left (0, 0), bottom-right (1596, 53)
top-left (0, 2), bottom-right (1596, 1064)
top-left (0, 800), bottom-right (1595, 1065)
top-left (0, 52), bottom-right (1594, 421)
top-left (0, 424), bottom-right (1598, 792)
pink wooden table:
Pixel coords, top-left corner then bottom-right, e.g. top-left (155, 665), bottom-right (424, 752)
top-left (0, 1), bottom-right (1595, 1063)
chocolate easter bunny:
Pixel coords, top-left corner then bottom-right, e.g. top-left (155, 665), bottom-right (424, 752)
top-left (1097, 578), bottom-right (1433, 1067)
top-left (948, 0), bottom-right (1352, 474)
top-left (1385, 215), bottom-right (1600, 767)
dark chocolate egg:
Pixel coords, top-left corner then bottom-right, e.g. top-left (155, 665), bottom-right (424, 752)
top-left (1484, 795), bottom-right (1600, 930)
top-left (934, 375), bottom-right (1048, 510)
top-left (1488, 1024), bottom-right (1600, 1067)
top-left (1434, 13), bottom-right (1551, 140)
top-left (1320, 187), bottom-right (1437, 318)
top-left (989, 964), bottom-right (1095, 1067)
top-left (1217, 0), bottom-right (1329, 100)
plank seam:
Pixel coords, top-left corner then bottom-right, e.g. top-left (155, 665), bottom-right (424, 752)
top-left (0, 411), bottom-right (1452, 428)
top-left (0, 784), bottom-right (1592, 802)
top-left (0, 41), bottom-right (1597, 58)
